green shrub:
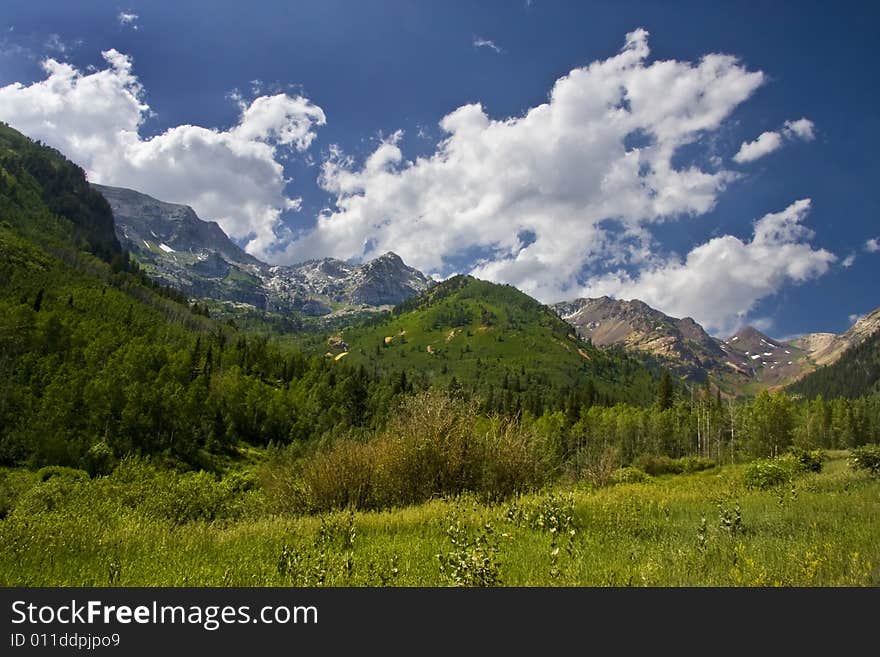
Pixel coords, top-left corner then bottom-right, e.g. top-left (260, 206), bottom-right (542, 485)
top-left (849, 444), bottom-right (880, 475)
top-left (633, 455), bottom-right (715, 476)
top-left (476, 419), bottom-right (549, 503)
top-left (7, 458), bottom-right (255, 524)
top-left (11, 466), bottom-right (91, 515)
top-left (294, 438), bottom-right (375, 512)
top-left (97, 458), bottom-right (245, 524)
top-left (275, 511), bottom-right (361, 586)
top-left (678, 456), bottom-right (717, 474)
top-left (437, 516), bottom-right (502, 587)
top-left (742, 450), bottom-right (824, 491)
top-left (787, 447), bottom-right (824, 473)
top-left (140, 471), bottom-right (237, 524)
top-left (36, 466), bottom-right (89, 483)
top-left (505, 491), bottom-right (577, 535)
top-left (716, 496), bottom-right (743, 536)
top-left (223, 470), bottom-right (258, 494)
top-left (743, 457), bottom-right (797, 490)
top-left (610, 466), bottom-right (651, 484)
top-left (633, 455), bottom-right (677, 475)
top-left (82, 442), bottom-right (116, 477)
top-left (571, 443), bottom-right (620, 487)
top-left (276, 391), bottom-right (550, 513)
top-left (14, 473), bottom-right (88, 515)
top-left (0, 469), bottom-right (36, 518)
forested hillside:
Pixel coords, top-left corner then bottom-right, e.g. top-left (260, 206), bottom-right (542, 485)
top-left (0, 124), bottom-right (660, 475)
top-left (1, 122), bottom-right (878, 483)
top-left (0, 124), bottom-right (415, 470)
top-left (0, 123), bottom-right (121, 262)
top-left (332, 275), bottom-right (662, 414)
top-left (789, 328), bottom-right (880, 399)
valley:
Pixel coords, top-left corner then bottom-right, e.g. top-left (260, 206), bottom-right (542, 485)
top-left (98, 179), bottom-right (880, 398)
top-left (0, 121), bottom-right (878, 589)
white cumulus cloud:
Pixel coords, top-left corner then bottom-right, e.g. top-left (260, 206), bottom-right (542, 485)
top-left (580, 199), bottom-right (836, 335)
top-left (734, 117), bottom-right (815, 164)
top-left (0, 29), bottom-right (831, 332)
top-left (285, 29), bottom-right (768, 304)
top-left (865, 237), bottom-right (880, 253)
top-left (782, 117), bottom-right (815, 141)
top-left (0, 50), bottom-right (326, 255)
top-left (733, 130), bottom-right (783, 163)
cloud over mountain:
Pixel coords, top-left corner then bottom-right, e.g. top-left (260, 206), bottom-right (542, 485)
top-left (0, 29), bottom-right (832, 332)
top-left (284, 29), bottom-right (827, 329)
top-left (0, 49), bottom-right (325, 255)
top-left (581, 199), bottom-right (836, 334)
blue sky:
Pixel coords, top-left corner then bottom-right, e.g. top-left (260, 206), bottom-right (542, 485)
top-left (0, 1), bottom-right (878, 337)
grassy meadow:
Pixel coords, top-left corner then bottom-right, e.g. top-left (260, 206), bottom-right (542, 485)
top-left (1, 451), bottom-right (877, 587)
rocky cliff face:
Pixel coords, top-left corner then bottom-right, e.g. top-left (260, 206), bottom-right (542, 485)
top-left (94, 184), bottom-right (432, 316)
top-left (555, 293), bottom-right (880, 392)
top-left (720, 326), bottom-right (810, 385)
top-left (553, 296), bottom-right (727, 378)
top-left (263, 252), bottom-right (433, 315)
top-left (792, 307), bottom-right (880, 366)
top-left (93, 184), bottom-right (261, 267)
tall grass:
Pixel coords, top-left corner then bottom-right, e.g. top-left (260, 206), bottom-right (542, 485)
top-left (0, 452), bottom-right (877, 586)
top-left (260, 390), bottom-right (552, 513)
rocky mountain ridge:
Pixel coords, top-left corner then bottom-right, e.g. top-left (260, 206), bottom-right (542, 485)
top-left (790, 307), bottom-right (880, 367)
top-left (554, 295), bottom-right (879, 390)
top-left (92, 184), bottom-right (877, 390)
top-left (719, 326), bottom-right (810, 386)
top-left (94, 184), bottom-right (432, 316)
top-left (553, 296), bottom-right (726, 378)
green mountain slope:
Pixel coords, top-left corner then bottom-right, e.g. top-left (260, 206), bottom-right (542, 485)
top-left (0, 125), bottom-right (410, 470)
top-left (0, 124), bottom-right (660, 477)
top-left (0, 122), bottom-right (121, 262)
top-left (788, 328), bottom-right (880, 399)
top-left (330, 275), bottom-right (661, 413)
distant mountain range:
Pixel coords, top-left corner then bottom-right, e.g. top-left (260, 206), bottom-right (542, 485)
top-left (789, 307), bottom-right (880, 367)
top-left (553, 297), bottom-right (726, 378)
top-left (554, 295), bottom-right (880, 393)
top-left (91, 183), bottom-right (879, 395)
top-left (789, 311), bottom-right (880, 398)
top-left (93, 184), bottom-right (432, 317)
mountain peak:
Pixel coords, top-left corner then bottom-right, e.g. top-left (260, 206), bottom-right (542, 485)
top-left (725, 326), bottom-right (784, 358)
top-left (94, 183), bottom-right (433, 316)
top-left (92, 183), bottom-right (198, 217)
top-left (373, 251), bottom-right (403, 263)
top-left (846, 306), bottom-right (880, 342)
top-left (94, 182), bottom-right (261, 265)
top-left (791, 305), bottom-right (880, 367)
top-left (552, 295), bottom-right (724, 379)
top-left (728, 325), bottom-right (775, 343)
top-left (362, 251), bottom-right (409, 271)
